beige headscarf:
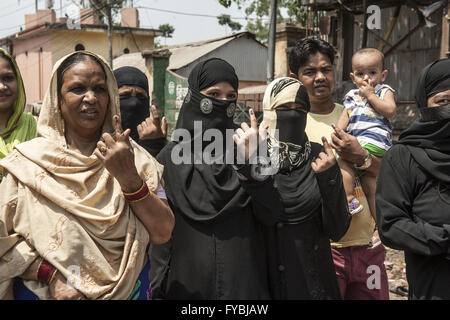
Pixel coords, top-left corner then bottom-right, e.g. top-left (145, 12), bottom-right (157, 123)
top-left (0, 51), bottom-right (163, 300)
top-left (259, 77), bottom-right (307, 138)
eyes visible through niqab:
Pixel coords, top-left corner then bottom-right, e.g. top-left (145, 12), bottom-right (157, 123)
top-left (200, 82), bottom-right (237, 101)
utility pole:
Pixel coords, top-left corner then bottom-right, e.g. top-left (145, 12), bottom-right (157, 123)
top-left (107, 0), bottom-right (113, 68)
top-left (267, 0), bottom-right (277, 83)
top-left (35, 0), bottom-right (38, 12)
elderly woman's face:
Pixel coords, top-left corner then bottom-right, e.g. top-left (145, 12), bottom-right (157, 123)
top-left (0, 57), bottom-right (18, 113)
top-left (427, 89), bottom-right (450, 108)
top-left (59, 58), bottom-right (109, 139)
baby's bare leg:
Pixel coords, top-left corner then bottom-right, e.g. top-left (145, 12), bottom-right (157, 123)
top-left (361, 172), bottom-right (377, 223)
top-left (337, 156), bottom-right (356, 203)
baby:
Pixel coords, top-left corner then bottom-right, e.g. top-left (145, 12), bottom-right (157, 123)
top-left (335, 48), bottom-right (396, 219)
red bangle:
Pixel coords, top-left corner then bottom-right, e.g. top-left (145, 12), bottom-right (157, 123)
top-left (123, 181), bottom-right (150, 202)
top-left (38, 259), bottom-right (57, 284)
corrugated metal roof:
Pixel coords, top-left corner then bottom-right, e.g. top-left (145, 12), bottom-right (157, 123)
top-left (167, 36), bottom-right (236, 70)
top-left (142, 32), bottom-right (263, 72)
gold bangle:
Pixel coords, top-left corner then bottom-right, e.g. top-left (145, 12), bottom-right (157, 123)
top-left (122, 180), bottom-right (145, 196)
top-left (48, 269), bottom-right (59, 285)
top-left (36, 257), bottom-right (44, 281)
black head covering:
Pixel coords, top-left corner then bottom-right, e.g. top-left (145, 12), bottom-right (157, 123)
top-left (398, 58), bottom-right (450, 183)
top-left (175, 58), bottom-right (238, 137)
top-left (113, 66), bottom-right (150, 141)
top-left (157, 58), bottom-right (249, 223)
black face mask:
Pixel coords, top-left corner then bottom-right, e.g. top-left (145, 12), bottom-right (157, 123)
top-left (419, 104), bottom-right (450, 122)
top-left (275, 109), bottom-right (307, 145)
top-left (269, 108), bottom-right (310, 173)
top-left (119, 95), bottom-right (150, 141)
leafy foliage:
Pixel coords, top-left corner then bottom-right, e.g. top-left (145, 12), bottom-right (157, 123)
top-left (217, 14), bottom-right (243, 31)
top-left (218, 0), bottom-right (308, 43)
top-left (159, 24), bottom-right (175, 38)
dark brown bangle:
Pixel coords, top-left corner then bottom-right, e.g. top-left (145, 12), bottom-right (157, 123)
top-left (38, 259), bottom-right (57, 284)
top-left (123, 180), bottom-right (150, 202)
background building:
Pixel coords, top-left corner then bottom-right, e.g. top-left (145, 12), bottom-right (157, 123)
top-left (141, 32), bottom-right (268, 136)
top-left (0, 8), bottom-right (161, 103)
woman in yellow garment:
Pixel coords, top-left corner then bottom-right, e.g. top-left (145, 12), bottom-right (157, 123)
top-left (0, 48), bottom-right (36, 181)
top-left (0, 51), bottom-right (174, 300)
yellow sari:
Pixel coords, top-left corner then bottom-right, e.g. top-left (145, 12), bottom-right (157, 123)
top-left (0, 51), bottom-right (163, 299)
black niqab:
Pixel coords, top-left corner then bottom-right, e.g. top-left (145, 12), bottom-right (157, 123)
top-left (398, 59), bottom-right (450, 184)
top-left (113, 66), bottom-right (150, 141)
top-left (175, 58), bottom-right (238, 137)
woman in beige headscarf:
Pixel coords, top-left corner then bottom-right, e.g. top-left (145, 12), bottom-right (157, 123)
top-left (0, 51), bottom-right (174, 300)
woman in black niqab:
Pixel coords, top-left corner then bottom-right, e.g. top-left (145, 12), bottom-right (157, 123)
top-left (260, 77), bottom-right (350, 299)
top-left (149, 58), bottom-right (282, 299)
top-left (376, 58), bottom-right (450, 300)
top-left (113, 66), bottom-right (150, 142)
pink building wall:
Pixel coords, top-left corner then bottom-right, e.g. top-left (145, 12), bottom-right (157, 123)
top-left (14, 35), bottom-right (53, 103)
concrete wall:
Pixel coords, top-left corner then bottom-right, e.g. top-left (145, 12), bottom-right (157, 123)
top-left (51, 29), bottom-right (154, 67)
top-left (274, 23), bottom-right (309, 78)
top-left (11, 29), bottom-right (155, 103)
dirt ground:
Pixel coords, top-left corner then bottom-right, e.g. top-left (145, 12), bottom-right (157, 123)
top-left (385, 247), bottom-right (408, 300)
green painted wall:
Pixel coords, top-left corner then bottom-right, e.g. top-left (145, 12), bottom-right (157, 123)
top-left (152, 57), bottom-right (170, 114)
top-left (164, 70), bottom-right (188, 139)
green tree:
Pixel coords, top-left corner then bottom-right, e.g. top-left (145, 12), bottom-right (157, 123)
top-left (159, 24), bottom-right (175, 38)
top-left (217, 14), bottom-right (243, 32)
top-left (218, 0), bottom-right (309, 43)
top-left (157, 23), bottom-right (175, 46)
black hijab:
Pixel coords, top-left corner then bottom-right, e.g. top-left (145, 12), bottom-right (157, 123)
top-left (175, 58), bottom-right (238, 136)
top-left (158, 58), bottom-right (250, 223)
top-left (262, 77), bottom-right (321, 224)
top-left (398, 59), bottom-right (450, 183)
top-left (113, 66), bottom-right (150, 141)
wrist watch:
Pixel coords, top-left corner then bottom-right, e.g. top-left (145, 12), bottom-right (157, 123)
top-left (354, 152), bottom-right (372, 170)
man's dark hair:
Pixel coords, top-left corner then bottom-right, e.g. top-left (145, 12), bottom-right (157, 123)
top-left (288, 36), bottom-right (335, 75)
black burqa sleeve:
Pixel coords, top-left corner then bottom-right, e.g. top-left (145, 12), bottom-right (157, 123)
top-left (314, 161), bottom-right (351, 241)
top-left (138, 137), bottom-right (169, 158)
top-left (376, 145), bottom-right (450, 257)
top-left (240, 175), bottom-right (283, 227)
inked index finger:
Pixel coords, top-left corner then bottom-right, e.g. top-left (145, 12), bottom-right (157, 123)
top-left (151, 105), bottom-right (161, 125)
top-left (332, 124), bottom-right (345, 139)
top-left (321, 136), bottom-right (334, 157)
top-left (249, 109), bottom-right (257, 131)
top-left (113, 115), bottom-right (123, 135)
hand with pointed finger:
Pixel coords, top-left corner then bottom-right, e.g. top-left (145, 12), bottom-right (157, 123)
top-left (233, 109), bottom-right (268, 163)
top-left (330, 124), bottom-right (367, 164)
top-left (94, 115), bottom-right (142, 192)
top-left (137, 105), bottom-right (167, 140)
top-left (311, 137), bottom-right (336, 173)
